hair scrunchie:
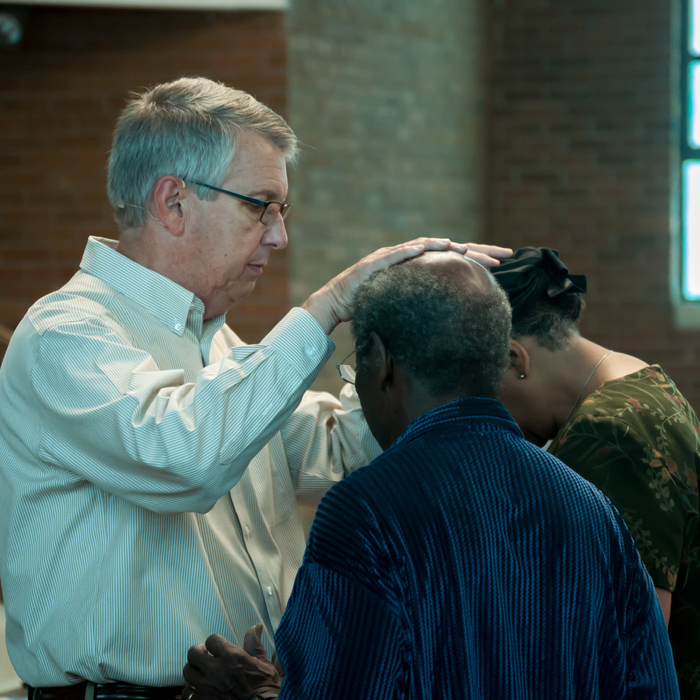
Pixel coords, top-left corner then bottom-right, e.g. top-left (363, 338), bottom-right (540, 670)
top-left (491, 247), bottom-right (587, 321)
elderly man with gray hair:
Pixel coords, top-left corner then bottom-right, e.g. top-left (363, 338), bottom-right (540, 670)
top-left (0, 77), bottom-right (508, 698)
top-left (184, 251), bottom-right (678, 699)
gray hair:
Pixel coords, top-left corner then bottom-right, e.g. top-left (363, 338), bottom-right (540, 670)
top-left (107, 76), bottom-right (298, 229)
top-left (353, 262), bottom-right (513, 399)
top-left (510, 294), bottom-right (585, 351)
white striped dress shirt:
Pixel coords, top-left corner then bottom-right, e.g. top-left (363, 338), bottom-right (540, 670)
top-left (0, 237), bottom-right (380, 686)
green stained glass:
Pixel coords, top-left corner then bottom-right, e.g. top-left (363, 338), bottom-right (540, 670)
top-left (689, 62), bottom-right (700, 147)
top-left (683, 161), bottom-right (700, 299)
top-left (692, 0), bottom-right (700, 54)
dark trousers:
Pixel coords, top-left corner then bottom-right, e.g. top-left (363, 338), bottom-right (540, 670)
top-left (27, 683), bottom-right (183, 700)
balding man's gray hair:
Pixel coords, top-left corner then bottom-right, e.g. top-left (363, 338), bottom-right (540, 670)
top-left (353, 261), bottom-right (512, 399)
top-left (107, 76), bottom-right (298, 230)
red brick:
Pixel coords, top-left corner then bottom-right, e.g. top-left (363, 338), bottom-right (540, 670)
top-left (0, 7), bottom-right (289, 347)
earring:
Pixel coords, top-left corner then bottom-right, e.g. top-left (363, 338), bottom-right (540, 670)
top-left (519, 374), bottom-right (525, 379)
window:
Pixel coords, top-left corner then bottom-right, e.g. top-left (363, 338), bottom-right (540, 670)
top-left (681, 0), bottom-right (700, 303)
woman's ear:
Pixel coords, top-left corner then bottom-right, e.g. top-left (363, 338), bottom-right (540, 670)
top-left (509, 339), bottom-right (531, 379)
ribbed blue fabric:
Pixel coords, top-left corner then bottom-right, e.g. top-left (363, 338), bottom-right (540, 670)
top-left (275, 398), bottom-right (680, 699)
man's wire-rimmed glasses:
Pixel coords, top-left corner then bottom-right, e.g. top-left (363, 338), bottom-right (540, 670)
top-left (191, 180), bottom-right (292, 225)
top-left (336, 349), bottom-right (356, 385)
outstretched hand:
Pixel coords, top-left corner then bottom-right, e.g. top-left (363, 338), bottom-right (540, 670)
top-left (302, 239), bottom-right (512, 334)
top-left (182, 625), bottom-right (281, 700)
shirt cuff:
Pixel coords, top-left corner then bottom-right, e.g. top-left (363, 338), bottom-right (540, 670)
top-left (261, 307), bottom-right (335, 382)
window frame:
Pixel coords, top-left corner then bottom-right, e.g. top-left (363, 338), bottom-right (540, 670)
top-left (676, 0), bottom-right (700, 326)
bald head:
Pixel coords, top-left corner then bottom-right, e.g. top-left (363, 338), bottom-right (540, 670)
top-left (403, 249), bottom-right (496, 290)
top-left (352, 250), bottom-right (512, 400)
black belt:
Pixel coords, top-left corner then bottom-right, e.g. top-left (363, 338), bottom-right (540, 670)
top-left (28, 683), bottom-right (184, 700)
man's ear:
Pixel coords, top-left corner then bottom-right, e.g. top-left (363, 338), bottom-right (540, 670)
top-left (369, 330), bottom-right (394, 392)
top-left (509, 339), bottom-right (531, 379)
top-left (151, 175), bottom-right (188, 236)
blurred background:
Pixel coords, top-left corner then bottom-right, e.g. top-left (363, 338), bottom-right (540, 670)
top-left (0, 0), bottom-right (698, 692)
top-left (0, 0), bottom-right (491, 396)
top-left (0, 0), bottom-right (697, 403)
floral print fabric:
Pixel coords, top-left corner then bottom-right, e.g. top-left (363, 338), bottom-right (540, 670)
top-left (549, 365), bottom-right (700, 698)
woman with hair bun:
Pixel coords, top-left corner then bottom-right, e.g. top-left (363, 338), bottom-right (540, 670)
top-left (493, 247), bottom-right (699, 698)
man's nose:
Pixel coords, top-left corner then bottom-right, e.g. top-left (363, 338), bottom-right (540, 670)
top-left (263, 216), bottom-right (288, 250)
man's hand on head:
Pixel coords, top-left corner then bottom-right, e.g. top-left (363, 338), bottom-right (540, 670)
top-left (463, 242), bottom-right (513, 268)
top-left (183, 625), bottom-right (281, 700)
top-left (302, 239), bottom-right (512, 335)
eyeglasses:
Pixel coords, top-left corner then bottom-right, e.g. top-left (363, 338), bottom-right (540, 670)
top-left (336, 349), bottom-right (356, 385)
top-left (192, 180), bottom-right (292, 226)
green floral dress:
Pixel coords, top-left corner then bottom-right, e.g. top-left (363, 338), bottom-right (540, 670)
top-left (549, 365), bottom-right (700, 699)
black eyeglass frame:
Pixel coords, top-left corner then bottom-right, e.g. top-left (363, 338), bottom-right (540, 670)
top-left (336, 349), bottom-right (356, 385)
top-left (191, 180), bottom-right (292, 225)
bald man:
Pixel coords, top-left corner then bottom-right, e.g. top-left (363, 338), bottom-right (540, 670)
top-left (184, 253), bottom-right (678, 700)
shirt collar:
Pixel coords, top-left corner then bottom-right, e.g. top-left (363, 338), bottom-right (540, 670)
top-left (80, 236), bottom-right (211, 337)
top-left (393, 397), bottom-right (523, 449)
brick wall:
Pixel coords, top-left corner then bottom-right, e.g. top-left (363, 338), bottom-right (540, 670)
top-left (287, 0), bottom-right (487, 392)
top-left (2, 2), bottom-right (696, 412)
top-left (0, 7), bottom-right (290, 361)
top-left (487, 0), bottom-right (700, 407)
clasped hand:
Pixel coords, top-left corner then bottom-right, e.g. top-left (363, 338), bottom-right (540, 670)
top-left (183, 624), bottom-right (281, 700)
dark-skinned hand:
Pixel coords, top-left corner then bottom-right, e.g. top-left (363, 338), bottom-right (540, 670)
top-left (182, 624), bottom-right (281, 700)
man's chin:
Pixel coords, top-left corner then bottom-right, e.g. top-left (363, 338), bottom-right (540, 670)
top-left (227, 282), bottom-right (258, 310)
